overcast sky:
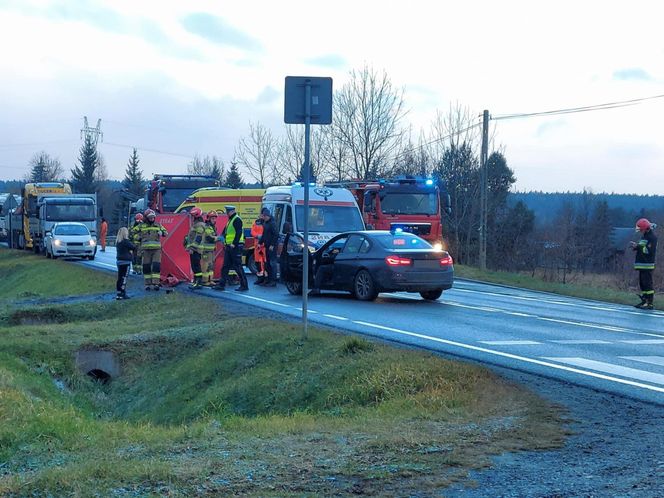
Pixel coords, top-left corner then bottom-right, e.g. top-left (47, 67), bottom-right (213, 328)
top-left (1, 0), bottom-right (662, 194)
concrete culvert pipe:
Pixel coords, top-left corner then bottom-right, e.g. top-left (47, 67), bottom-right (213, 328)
top-left (87, 369), bottom-right (111, 384)
top-left (75, 350), bottom-right (120, 382)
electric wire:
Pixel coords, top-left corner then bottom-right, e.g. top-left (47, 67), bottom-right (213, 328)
top-left (103, 141), bottom-right (194, 160)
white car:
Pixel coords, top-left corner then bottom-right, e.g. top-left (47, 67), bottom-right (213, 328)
top-left (45, 222), bottom-right (96, 260)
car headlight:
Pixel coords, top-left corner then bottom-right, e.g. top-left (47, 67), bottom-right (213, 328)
top-left (88, 239), bottom-right (96, 246)
top-left (53, 239), bottom-right (62, 247)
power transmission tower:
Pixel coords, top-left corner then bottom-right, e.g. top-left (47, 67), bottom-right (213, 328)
top-left (80, 116), bottom-right (103, 145)
top-left (479, 110), bottom-right (489, 270)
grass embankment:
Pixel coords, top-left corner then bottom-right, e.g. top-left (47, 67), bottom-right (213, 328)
top-left (0, 248), bottom-right (113, 299)
top-left (455, 264), bottom-right (658, 308)
top-left (0, 253), bottom-right (568, 496)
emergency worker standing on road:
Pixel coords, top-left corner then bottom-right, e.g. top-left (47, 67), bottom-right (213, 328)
top-left (631, 218), bottom-right (658, 309)
top-left (140, 209), bottom-right (168, 291)
top-left (214, 205), bottom-right (248, 292)
top-left (250, 216), bottom-right (266, 285)
top-left (202, 211), bottom-right (219, 286)
top-left (115, 227), bottom-right (136, 300)
top-left (130, 213), bottom-right (144, 274)
top-left (99, 217), bottom-right (108, 252)
top-left (186, 207), bottom-right (206, 289)
top-left (260, 207), bottom-right (278, 287)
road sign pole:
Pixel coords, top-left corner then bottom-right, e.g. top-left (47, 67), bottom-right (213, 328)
top-left (302, 82), bottom-right (312, 339)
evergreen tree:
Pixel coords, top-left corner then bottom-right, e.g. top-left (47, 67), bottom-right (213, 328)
top-left (71, 136), bottom-right (99, 193)
top-left (28, 151), bottom-right (63, 182)
top-left (209, 158), bottom-right (225, 184)
top-left (225, 161), bottom-right (244, 189)
top-left (122, 148), bottom-right (145, 197)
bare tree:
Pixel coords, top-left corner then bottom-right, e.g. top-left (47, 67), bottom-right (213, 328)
top-left (334, 65), bottom-right (408, 180)
top-left (27, 151), bottom-right (63, 182)
top-left (277, 125), bottom-right (327, 182)
top-left (235, 121), bottom-right (278, 188)
top-left (187, 155), bottom-right (225, 182)
top-left (318, 119), bottom-right (351, 181)
top-left (427, 103), bottom-right (481, 161)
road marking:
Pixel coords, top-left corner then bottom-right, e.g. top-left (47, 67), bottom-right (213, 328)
top-left (550, 340), bottom-right (612, 345)
top-left (543, 357), bottom-right (664, 386)
top-left (479, 340), bottom-right (541, 345)
top-left (348, 321), bottom-right (664, 394)
top-left (622, 356), bottom-right (664, 367)
top-left (322, 314), bottom-right (349, 321)
top-left (238, 294), bottom-right (292, 308)
top-left (619, 339), bottom-right (664, 345)
top-left (440, 301), bottom-right (501, 313)
top-left (85, 261), bottom-right (116, 270)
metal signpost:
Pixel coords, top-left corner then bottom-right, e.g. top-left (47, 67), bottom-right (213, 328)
top-left (284, 76), bottom-right (333, 338)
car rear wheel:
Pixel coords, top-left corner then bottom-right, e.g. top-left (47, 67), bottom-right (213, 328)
top-left (285, 280), bottom-right (303, 295)
top-left (420, 289), bottom-right (443, 301)
top-left (354, 269), bottom-right (378, 301)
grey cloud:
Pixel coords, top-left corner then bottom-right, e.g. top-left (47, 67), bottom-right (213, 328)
top-left (535, 119), bottom-right (567, 137)
top-left (256, 86), bottom-right (280, 105)
top-left (613, 68), bottom-right (653, 81)
top-left (181, 13), bottom-right (262, 52)
top-left (305, 54), bottom-right (347, 69)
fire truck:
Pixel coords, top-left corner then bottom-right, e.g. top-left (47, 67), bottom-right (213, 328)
top-left (131, 174), bottom-right (220, 215)
top-left (327, 176), bottom-right (449, 250)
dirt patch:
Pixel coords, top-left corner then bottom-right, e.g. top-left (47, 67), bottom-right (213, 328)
top-left (8, 307), bottom-right (68, 326)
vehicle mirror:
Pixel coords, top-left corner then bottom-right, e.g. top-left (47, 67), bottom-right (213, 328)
top-left (366, 224), bottom-right (375, 230)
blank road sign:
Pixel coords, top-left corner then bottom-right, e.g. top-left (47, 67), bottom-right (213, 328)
top-left (284, 76), bottom-right (333, 124)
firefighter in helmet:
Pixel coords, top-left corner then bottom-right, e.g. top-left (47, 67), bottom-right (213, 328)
top-left (186, 207), bottom-right (206, 289)
top-left (140, 209), bottom-right (168, 291)
top-left (202, 210), bottom-right (219, 286)
top-left (631, 218), bottom-right (658, 309)
top-left (130, 213), bottom-right (144, 274)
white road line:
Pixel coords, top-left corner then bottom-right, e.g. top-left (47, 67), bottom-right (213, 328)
top-left (619, 339), bottom-right (664, 345)
top-left (479, 340), bottom-right (541, 346)
top-left (622, 356), bottom-right (664, 367)
top-left (322, 314), bottom-right (349, 321)
top-left (542, 357), bottom-right (664, 386)
top-left (348, 320), bottom-right (664, 394)
top-left (237, 294), bottom-right (293, 308)
top-left (87, 261), bottom-right (116, 270)
top-left (550, 340), bottom-right (612, 345)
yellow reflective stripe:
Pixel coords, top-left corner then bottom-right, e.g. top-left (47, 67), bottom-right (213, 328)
top-left (634, 263), bottom-right (655, 270)
top-left (643, 290), bottom-right (655, 295)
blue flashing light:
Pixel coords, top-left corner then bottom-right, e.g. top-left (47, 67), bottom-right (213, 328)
top-left (394, 227), bottom-right (403, 233)
top-left (425, 179), bottom-right (434, 186)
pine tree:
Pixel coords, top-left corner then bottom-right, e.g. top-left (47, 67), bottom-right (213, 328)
top-left (122, 148), bottom-right (145, 197)
top-left (209, 158), bottom-right (225, 184)
top-left (225, 162), bottom-right (244, 189)
top-left (71, 136), bottom-right (99, 193)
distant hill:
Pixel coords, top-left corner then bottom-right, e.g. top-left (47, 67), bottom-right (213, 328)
top-left (508, 192), bottom-right (664, 226)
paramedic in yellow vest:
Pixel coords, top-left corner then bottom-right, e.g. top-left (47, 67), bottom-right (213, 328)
top-left (140, 209), bottom-right (168, 291)
top-left (186, 207), bottom-right (206, 289)
top-left (213, 205), bottom-right (248, 291)
top-left (202, 210), bottom-right (219, 286)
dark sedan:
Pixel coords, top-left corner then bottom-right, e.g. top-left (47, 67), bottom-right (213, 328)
top-left (281, 230), bottom-right (454, 301)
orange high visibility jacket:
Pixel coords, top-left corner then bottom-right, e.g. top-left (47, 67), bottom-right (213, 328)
top-left (251, 220), bottom-right (266, 263)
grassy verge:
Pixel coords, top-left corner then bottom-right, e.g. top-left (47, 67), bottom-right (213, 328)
top-left (0, 258), bottom-right (568, 496)
top-left (455, 264), bottom-right (657, 308)
top-left (0, 248), bottom-right (114, 300)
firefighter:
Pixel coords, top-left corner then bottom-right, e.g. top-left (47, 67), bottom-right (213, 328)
top-left (250, 215), bottom-right (266, 285)
top-left (214, 205), bottom-right (248, 291)
top-left (140, 209), bottom-right (168, 291)
top-left (186, 207), bottom-right (206, 289)
top-left (202, 211), bottom-right (219, 286)
top-left (631, 218), bottom-right (658, 310)
top-left (130, 213), bottom-right (144, 274)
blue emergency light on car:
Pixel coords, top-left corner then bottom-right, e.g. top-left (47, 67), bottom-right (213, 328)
top-left (425, 179), bottom-right (434, 186)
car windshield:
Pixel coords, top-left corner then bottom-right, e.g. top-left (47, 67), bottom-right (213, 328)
top-left (295, 205), bottom-right (364, 233)
top-left (379, 193), bottom-right (438, 215)
top-left (374, 232), bottom-right (432, 249)
top-left (54, 224), bottom-right (89, 236)
top-left (45, 204), bottom-right (96, 221)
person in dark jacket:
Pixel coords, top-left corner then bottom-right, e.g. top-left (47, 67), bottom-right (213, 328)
top-left (214, 205), bottom-right (248, 291)
top-left (631, 218), bottom-right (658, 309)
top-left (115, 227), bottom-right (136, 300)
top-left (260, 207), bottom-right (279, 286)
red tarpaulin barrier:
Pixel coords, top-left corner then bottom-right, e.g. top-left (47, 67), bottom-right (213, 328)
top-left (156, 213), bottom-right (230, 283)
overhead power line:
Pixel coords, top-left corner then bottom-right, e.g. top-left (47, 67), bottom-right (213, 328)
top-left (103, 141), bottom-right (194, 160)
top-left (492, 93), bottom-right (664, 121)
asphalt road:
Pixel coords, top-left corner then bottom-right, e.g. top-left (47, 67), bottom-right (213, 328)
top-left (83, 247), bottom-right (664, 406)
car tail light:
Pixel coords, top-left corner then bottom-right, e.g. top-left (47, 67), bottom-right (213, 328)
top-left (439, 254), bottom-right (453, 266)
top-left (385, 256), bottom-right (412, 266)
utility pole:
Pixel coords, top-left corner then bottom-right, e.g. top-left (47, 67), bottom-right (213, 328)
top-left (479, 110), bottom-right (489, 271)
top-left (80, 116), bottom-right (103, 145)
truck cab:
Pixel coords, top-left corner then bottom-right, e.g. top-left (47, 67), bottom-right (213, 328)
top-left (34, 195), bottom-right (98, 254)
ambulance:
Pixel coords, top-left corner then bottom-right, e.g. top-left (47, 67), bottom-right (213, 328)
top-left (261, 184), bottom-right (365, 250)
top-left (175, 188), bottom-right (265, 222)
